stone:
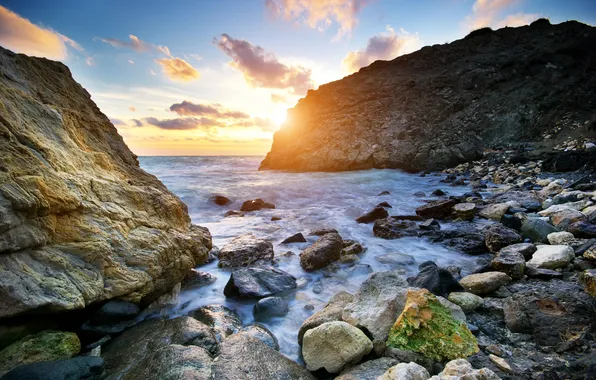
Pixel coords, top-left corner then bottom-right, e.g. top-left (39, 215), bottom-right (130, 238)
top-left (459, 272), bottom-right (511, 295)
top-left (386, 289), bottom-right (478, 361)
top-left (0, 331), bottom-right (80, 377)
top-left (377, 201), bottom-right (393, 208)
top-left (567, 221), bottom-right (596, 238)
top-left (414, 191), bottom-right (427, 197)
top-left (453, 202), bottom-right (476, 221)
top-left (190, 305), bottom-right (242, 343)
top-left (479, 203), bottom-right (510, 221)
top-left (309, 228), bottom-right (339, 236)
top-left (299, 232), bottom-right (343, 271)
top-left (547, 231), bottom-right (575, 245)
top-left (579, 269), bottom-right (596, 297)
top-left (407, 261), bottom-right (464, 297)
top-left (431, 189), bottom-right (446, 197)
top-left (335, 357), bottom-right (398, 380)
top-left (448, 292), bottom-right (484, 312)
top-left (427, 223), bottom-right (487, 254)
top-left (489, 354), bottom-right (512, 373)
top-left (379, 191), bottom-right (391, 196)
top-left (342, 271), bottom-right (408, 345)
top-left (550, 208), bottom-right (588, 228)
top-left (525, 266), bottom-right (564, 279)
top-left (503, 280), bottom-right (595, 347)
top-left (342, 240), bottom-right (365, 256)
top-left (539, 200), bottom-right (593, 217)
top-left (491, 250), bottom-right (525, 280)
top-left (90, 300), bottom-right (139, 325)
top-left (253, 296), bottom-right (290, 318)
top-left (378, 362), bottom-right (430, 380)
top-left (1, 357), bottom-right (104, 380)
top-left (281, 232), bottom-right (307, 244)
top-left (374, 218), bottom-right (419, 239)
top-left (499, 242), bottom-right (536, 260)
top-left (483, 224), bottom-right (522, 253)
top-left (101, 317), bottom-right (217, 378)
top-left (419, 218), bottom-right (440, 230)
top-left (210, 195), bottom-right (231, 206)
top-left (356, 206), bottom-right (389, 223)
top-left (211, 333), bottom-right (315, 379)
top-left (298, 291), bottom-right (354, 344)
top-left (416, 199), bottom-right (458, 219)
top-left (240, 198), bottom-right (275, 211)
top-left (430, 359), bottom-right (500, 380)
top-left (237, 324), bottom-right (279, 350)
top-left (302, 321), bottom-right (373, 373)
top-left (0, 48), bottom-right (212, 318)
top-left (224, 210), bottom-right (245, 217)
top-left (527, 245), bottom-right (575, 269)
top-left (585, 244), bottom-right (596, 260)
top-left (520, 215), bottom-right (559, 243)
top-left (181, 269), bottom-right (217, 290)
top-left (223, 267), bottom-right (296, 299)
top-left (375, 252), bottom-right (416, 269)
top-left (218, 234), bottom-right (274, 268)
top-left (123, 344), bottom-right (213, 380)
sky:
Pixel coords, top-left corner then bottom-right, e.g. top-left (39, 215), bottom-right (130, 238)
top-left (1, 0), bottom-right (595, 156)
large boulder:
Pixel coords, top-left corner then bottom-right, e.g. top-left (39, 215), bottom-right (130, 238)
top-left (218, 234), bottom-right (274, 268)
top-left (520, 216), bottom-right (559, 243)
top-left (101, 316), bottom-right (218, 379)
top-left (527, 245), bottom-right (575, 269)
top-left (342, 271), bottom-right (409, 345)
top-left (299, 232), bottom-right (343, 271)
top-left (0, 47), bottom-right (211, 318)
top-left (223, 267), bottom-right (296, 299)
top-left (302, 321), bottom-right (373, 373)
top-left (386, 289), bottom-right (478, 362)
top-left (298, 291), bottom-right (354, 344)
top-left (408, 261), bottom-right (464, 297)
top-left (211, 333), bottom-right (315, 379)
top-left (240, 198), bottom-right (275, 211)
top-left (189, 305), bottom-right (242, 343)
top-left (0, 330), bottom-right (80, 377)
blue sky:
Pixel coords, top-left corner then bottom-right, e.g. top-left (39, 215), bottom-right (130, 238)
top-left (1, 0), bottom-right (595, 155)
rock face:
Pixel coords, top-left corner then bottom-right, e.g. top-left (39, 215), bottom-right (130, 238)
top-left (260, 21), bottom-right (596, 172)
top-left (0, 47), bottom-right (211, 318)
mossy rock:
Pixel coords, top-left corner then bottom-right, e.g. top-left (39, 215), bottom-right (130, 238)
top-left (386, 289), bottom-right (478, 361)
top-left (0, 330), bottom-right (80, 376)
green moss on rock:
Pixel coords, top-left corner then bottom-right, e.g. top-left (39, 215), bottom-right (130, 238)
top-left (0, 330), bottom-right (80, 376)
top-left (386, 289), bottom-right (478, 361)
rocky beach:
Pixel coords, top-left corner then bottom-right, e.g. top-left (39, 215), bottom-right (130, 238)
top-left (1, 18), bottom-right (596, 380)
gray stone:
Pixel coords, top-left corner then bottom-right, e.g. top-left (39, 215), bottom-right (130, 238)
top-left (298, 291), bottom-right (354, 344)
top-left (491, 250), bottom-right (525, 280)
top-left (224, 267), bottom-right (296, 299)
top-left (253, 296), bottom-right (289, 318)
top-left (459, 272), bottom-right (511, 295)
top-left (189, 305), bottom-right (242, 343)
top-left (335, 357), bottom-right (398, 380)
top-left (547, 231), bottom-right (575, 245)
top-left (527, 245), bottom-right (575, 269)
top-left (1, 357), bottom-right (104, 380)
top-left (483, 224), bottom-right (522, 253)
top-left (378, 362), bottom-right (430, 380)
top-left (218, 234), bottom-right (274, 268)
top-left (499, 243), bottom-right (536, 260)
top-left (302, 321), bottom-right (373, 373)
top-left (448, 292), bottom-right (484, 312)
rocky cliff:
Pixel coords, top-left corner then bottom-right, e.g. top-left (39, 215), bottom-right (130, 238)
top-left (260, 20), bottom-right (596, 172)
top-left (0, 47), bottom-right (211, 319)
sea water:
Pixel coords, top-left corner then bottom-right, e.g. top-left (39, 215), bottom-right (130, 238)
top-left (139, 156), bottom-right (484, 362)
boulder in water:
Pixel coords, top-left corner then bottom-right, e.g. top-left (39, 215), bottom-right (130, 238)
top-left (299, 233), bottom-right (343, 271)
top-left (240, 198), bottom-right (275, 211)
top-left (281, 232), bottom-right (307, 244)
top-left (190, 305), bottom-right (242, 343)
top-left (254, 296), bottom-right (290, 318)
top-left (416, 199), bottom-right (458, 219)
top-left (356, 206), bottom-right (389, 224)
top-left (210, 195), bottom-right (231, 206)
top-left (223, 267), bottom-right (297, 299)
top-left (218, 234), bottom-right (274, 268)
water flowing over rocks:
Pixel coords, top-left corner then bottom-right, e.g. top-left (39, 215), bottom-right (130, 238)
top-left (0, 46), bottom-right (211, 318)
top-left (260, 20), bottom-right (596, 173)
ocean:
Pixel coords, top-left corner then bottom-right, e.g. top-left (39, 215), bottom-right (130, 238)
top-left (139, 156), bottom-right (486, 362)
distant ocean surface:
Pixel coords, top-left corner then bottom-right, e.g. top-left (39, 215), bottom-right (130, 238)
top-left (139, 156), bottom-right (485, 361)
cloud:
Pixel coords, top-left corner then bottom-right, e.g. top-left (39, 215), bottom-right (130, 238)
top-left (0, 5), bottom-right (81, 60)
top-left (132, 119), bottom-right (143, 127)
top-left (86, 56), bottom-right (94, 66)
top-left (155, 58), bottom-right (200, 81)
top-left (214, 33), bottom-right (314, 94)
top-left (97, 34), bottom-right (153, 52)
top-left (270, 93), bottom-right (289, 104)
top-left (466, 0), bottom-right (539, 30)
top-left (265, 0), bottom-right (372, 39)
top-left (110, 118), bottom-right (126, 126)
top-left (144, 117), bottom-right (220, 130)
top-left (169, 100), bottom-right (250, 119)
top-left (341, 26), bottom-right (421, 73)
top-left (129, 106), bottom-right (136, 112)
top-left (128, 59), bottom-right (135, 64)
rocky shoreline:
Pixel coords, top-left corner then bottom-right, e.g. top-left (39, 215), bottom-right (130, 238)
top-left (2, 144), bottom-right (595, 379)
